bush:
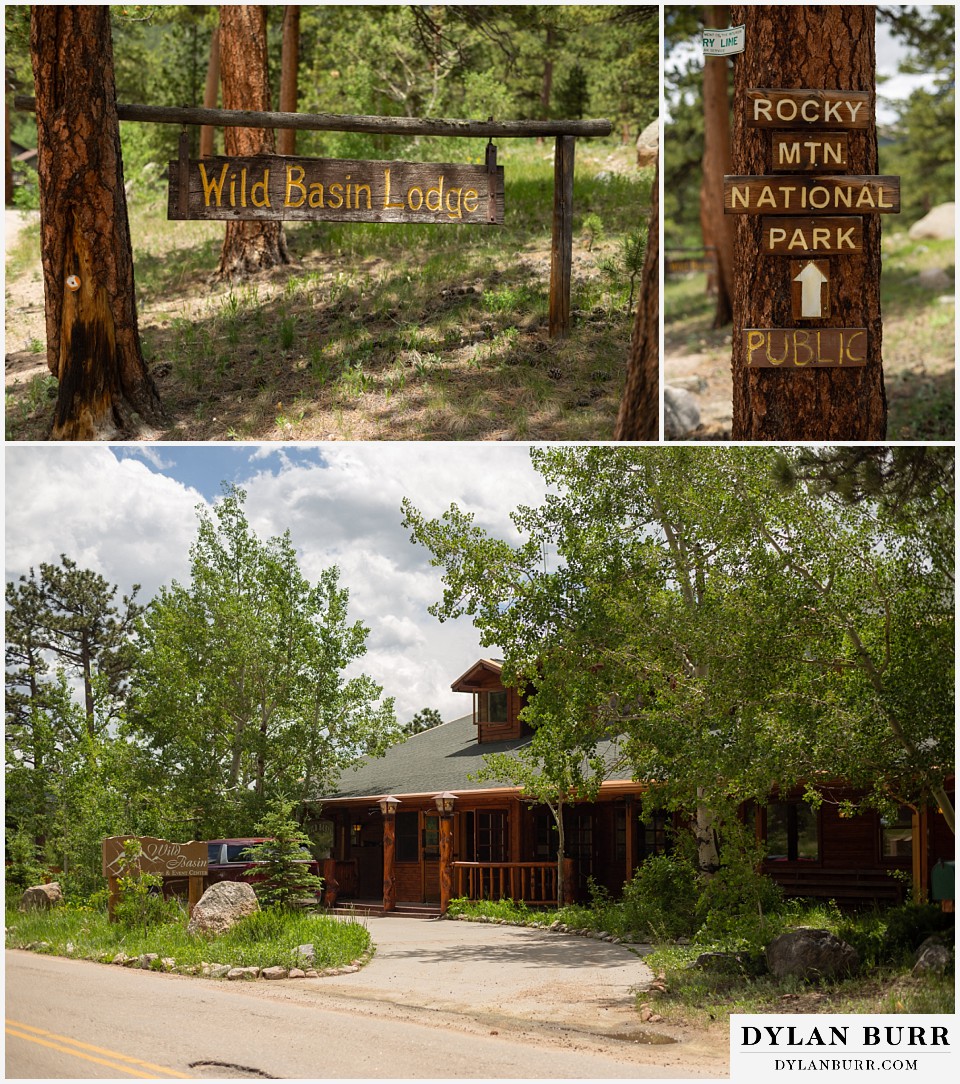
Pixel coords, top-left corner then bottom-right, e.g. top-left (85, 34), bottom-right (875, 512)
top-left (5, 830), bottom-right (46, 893)
top-left (621, 854), bottom-right (699, 940)
top-left (694, 851), bottom-right (786, 953)
top-left (880, 902), bottom-right (955, 964)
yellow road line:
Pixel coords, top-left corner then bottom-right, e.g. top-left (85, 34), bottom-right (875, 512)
top-left (5, 1018), bottom-right (192, 1079)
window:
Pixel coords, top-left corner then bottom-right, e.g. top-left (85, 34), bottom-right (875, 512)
top-left (486, 690), bottom-right (508, 723)
top-left (640, 811), bottom-right (672, 859)
top-left (463, 810), bottom-right (508, 862)
top-left (533, 808), bottom-right (554, 858)
top-left (881, 806), bottom-right (913, 859)
top-left (423, 814), bottom-right (440, 859)
top-left (395, 811), bottom-right (419, 862)
top-left (766, 802), bottom-right (819, 862)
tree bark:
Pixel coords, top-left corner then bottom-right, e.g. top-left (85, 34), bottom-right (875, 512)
top-left (278, 7), bottom-right (299, 156)
top-left (217, 5), bottom-right (290, 280)
top-left (30, 6), bottom-right (163, 439)
top-left (701, 6), bottom-right (735, 326)
top-left (199, 23), bottom-right (220, 158)
top-left (615, 161), bottom-right (659, 440)
top-left (730, 4), bottom-right (886, 440)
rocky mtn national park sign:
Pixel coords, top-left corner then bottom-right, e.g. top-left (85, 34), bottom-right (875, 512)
top-left (168, 153), bottom-right (505, 225)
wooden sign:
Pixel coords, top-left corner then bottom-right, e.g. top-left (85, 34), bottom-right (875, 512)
top-left (102, 836), bottom-right (208, 878)
top-left (724, 175), bottom-right (899, 214)
top-left (772, 132), bottom-right (848, 171)
top-left (791, 260), bottom-right (830, 319)
top-left (168, 153), bottom-right (504, 225)
top-left (762, 217), bottom-right (863, 255)
top-left (745, 89), bottom-right (871, 129)
top-left (743, 328), bottom-right (867, 368)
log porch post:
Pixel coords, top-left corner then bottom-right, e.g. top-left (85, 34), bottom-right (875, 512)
top-left (439, 812), bottom-right (454, 914)
top-left (911, 807), bottom-right (929, 904)
top-left (187, 875), bottom-right (204, 918)
top-left (380, 796), bottom-right (399, 912)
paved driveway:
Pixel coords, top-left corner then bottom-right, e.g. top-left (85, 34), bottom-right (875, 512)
top-left (321, 916), bottom-right (656, 1040)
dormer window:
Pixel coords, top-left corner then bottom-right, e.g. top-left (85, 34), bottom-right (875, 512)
top-left (485, 690), bottom-right (508, 724)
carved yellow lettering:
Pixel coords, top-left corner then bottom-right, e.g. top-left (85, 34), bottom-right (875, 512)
top-left (769, 227), bottom-right (786, 247)
top-left (731, 186), bottom-right (750, 209)
top-left (776, 99), bottom-right (798, 121)
top-left (800, 99), bottom-right (819, 122)
top-left (425, 176), bottom-right (444, 212)
top-left (856, 187), bottom-right (876, 208)
top-left (757, 185), bottom-right (777, 208)
top-left (809, 186), bottom-right (830, 209)
top-left (837, 225), bottom-right (855, 249)
top-left (788, 228), bottom-right (806, 250)
top-left (407, 186), bottom-right (424, 211)
top-left (779, 143), bottom-right (800, 165)
top-left (463, 189), bottom-right (479, 213)
top-left (765, 332), bottom-right (789, 366)
top-left (812, 228), bottom-right (829, 248)
top-left (382, 169), bottom-right (404, 209)
top-left (847, 100), bottom-right (864, 122)
top-left (445, 187), bottom-right (463, 220)
top-left (824, 142), bottom-right (842, 163)
top-left (199, 163), bottom-right (229, 208)
top-left (308, 183), bottom-right (324, 208)
top-left (345, 174), bottom-right (352, 210)
top-left (746, 330), bottom-right (766, 366)
top-left (328, 182), bottom-right (344, 210)
top-left (878, 186), bottom-right (894, 209)
top-left (355, 183), bottom-right (372, 211)
top-left (793, 330), bottom-right (813, 367)
top-left (285, 164), bottom-right (306, 208)
top-left (240, 168), bottom-right (247, 207)
top-left (229, 175), bottom-right (236, 205)
top-left (834, 186), bottom-right (852, 208)
top-left (844, 330), bottom-right (866, 363)
top-left (251, 169), bottom-right (270, 208)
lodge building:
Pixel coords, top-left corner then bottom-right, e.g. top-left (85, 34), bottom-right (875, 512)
top-left (314, 659), bottom-right (953, 915)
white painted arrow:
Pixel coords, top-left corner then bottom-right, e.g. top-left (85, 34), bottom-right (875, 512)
top-left (794, 261), bottom-right (829, 318)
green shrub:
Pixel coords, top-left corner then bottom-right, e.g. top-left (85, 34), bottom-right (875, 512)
top-left (621, 854), bottom-right (699, 940)
top-left (694, 849), bottom-right (785, 953)
top-left (880, 902), bottom-right (955, 964)
top-left (5, 830), bottom-right (46, 893)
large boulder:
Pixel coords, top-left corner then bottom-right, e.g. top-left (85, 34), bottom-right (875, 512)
top-left (766, 928), bottom-right (859, 982)
top-left (908, 203), bottom-right (954, 241)
top-left (636, 120), bottom-right (659, 168)
top-left (19, 882), bottom-right (63, 911)
top-left (664, 385), bottom-right (701, 439)
top-left (187, 881), bottom-right (259, 938)
top-left (912, 935), bottom-right (952, 976)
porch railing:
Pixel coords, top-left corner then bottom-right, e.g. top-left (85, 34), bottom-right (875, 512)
top-left (453, 861), bottom-right (560, 905)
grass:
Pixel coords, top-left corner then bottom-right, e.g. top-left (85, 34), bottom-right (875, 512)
top-left (663, 231), bottom-right (954, 440)
top-left (5, 140), bottom-right (649, 441)
top-left (5, 902), bottom-right (371, 975)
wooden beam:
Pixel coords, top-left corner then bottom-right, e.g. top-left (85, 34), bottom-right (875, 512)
top-left (549, 135), bottom-right (576, 339)
top-left (14, 96), bottom-right (612, 139)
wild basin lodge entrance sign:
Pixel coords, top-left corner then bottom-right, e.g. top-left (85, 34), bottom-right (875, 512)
top-left (168, 153), bottom-right (505, 225)
top-left (724, 88), bottom-right (900, 368)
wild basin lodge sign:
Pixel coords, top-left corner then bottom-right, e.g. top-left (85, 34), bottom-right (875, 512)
top-left (724, 88), bottom-right (900, 369)
top-left (168, 153), bottom-right (504, 225)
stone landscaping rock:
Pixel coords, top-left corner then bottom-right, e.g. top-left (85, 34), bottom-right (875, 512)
top-left (908, 203), bottom-right (954, 241)
top-left (161, 958), bottom-right (176, 972)
top-left (262, 966), bottom-right (289, 980)
top-left (912, 936), bottom-right (952, 976)
top-left (19, 882), bottom-right (63, 911)
top-left (636, 119), bottom-right (659, 168)
top-left (227, 966), bottom-right (260, 981)
top-left (111, 953), bottom-right (129, 965)
top-left (693, 951), bottom-right (746, 974)
top-left (201, 962), bottom-right (233, 978)
top-left (664, 385), bottom-right (701, 439)
top-left (187, 880), bottom-right (259, 938)
top-left (139, 953), bottom-right (160, 970)
top-left (304, 970), bottom-right (319, 979)
top-left (766, 928), bottom-right (859, 982)
top-left (914, 267), bottom-right (953, 290)
top-left (289, 968), bottom-right (306, 979)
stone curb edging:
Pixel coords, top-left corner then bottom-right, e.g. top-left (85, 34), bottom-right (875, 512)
top-left (17, 942), bottom-right (376, 982)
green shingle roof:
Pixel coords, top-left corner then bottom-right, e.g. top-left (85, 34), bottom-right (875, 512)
top-left (320, 712), bottom-right (634, 802)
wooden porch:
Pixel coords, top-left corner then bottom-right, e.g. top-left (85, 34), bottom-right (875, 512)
top-left (453, 860), bottom-right (575, 907)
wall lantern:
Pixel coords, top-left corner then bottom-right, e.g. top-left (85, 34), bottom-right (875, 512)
top-left (434, 792), bottom-right (457, 815)
top-left (378, 795), bottom-right (401, 816)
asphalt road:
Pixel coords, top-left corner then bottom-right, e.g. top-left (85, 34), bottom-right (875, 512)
top-left (5, 948), bottom-right (720, 1079)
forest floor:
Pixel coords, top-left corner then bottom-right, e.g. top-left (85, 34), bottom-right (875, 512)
top-left (664, 230), bottom-right (955, 441)
top-left (6, 141), bottom-right (650, 442)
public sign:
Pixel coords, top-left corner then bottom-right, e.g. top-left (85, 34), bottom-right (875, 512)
top-left (102, 836), bottom-right (208, 878)
top-left (792, 260), bottom-right (830, 319)
top-left (168, 154), bottom-right (504, 225)
top-left (762, 217), bottom-right (864, 255)
top-left (702, 24), bottom-right (745, 55)
top-left (743, 328), bottom-right (867, 368)
top-left (745, 89), bottom-right (871, 129)
top-left (723, 176), bottom-right (900, 214)
top-left (772, 132), bottom-right (848, 171)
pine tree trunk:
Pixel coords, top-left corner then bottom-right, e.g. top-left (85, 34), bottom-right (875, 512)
top-left (730, 4), bottom-right (886, 439)
top-left (615, 162), bottom-right (659, 440)
top-left (278, 7), bottom-right (300, 156)
top-left (31, 6), bottom-right (163, 440)
top-left (217, 5), bottom-right (290, 280)
top-left (199, 23), bottom-right (220, 158)
top-left (701, 6), bottom-right (735, 327)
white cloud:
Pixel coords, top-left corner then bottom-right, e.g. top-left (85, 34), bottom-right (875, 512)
top-left (5, 443), bottom-right (547, 724)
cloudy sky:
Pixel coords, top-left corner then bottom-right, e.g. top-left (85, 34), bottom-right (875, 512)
top-left (4, 443), bottom-right (552, 724)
